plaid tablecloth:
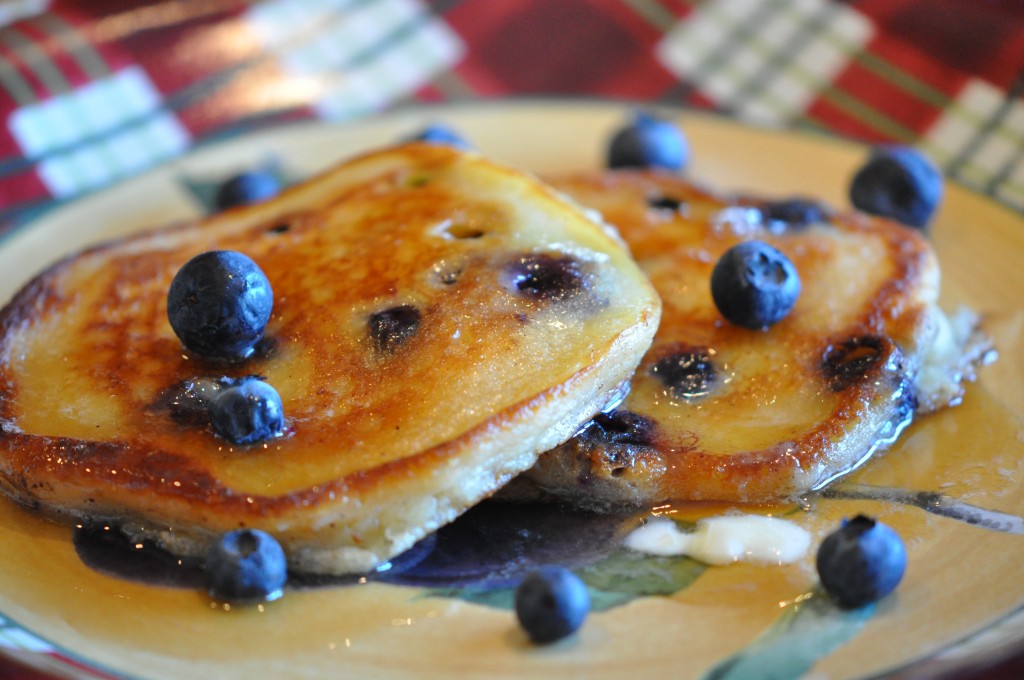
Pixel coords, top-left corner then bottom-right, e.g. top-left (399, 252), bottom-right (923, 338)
top-left (0, 0), bottom-right (1021, 231)
top-left (0, 1), bottom-right (1023, 678)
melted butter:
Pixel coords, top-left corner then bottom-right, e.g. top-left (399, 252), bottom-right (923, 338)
top-left (623, 514), bottom-right (811, 566)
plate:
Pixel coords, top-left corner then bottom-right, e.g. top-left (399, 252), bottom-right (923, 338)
top-left (0, 100), bottom-right (1023, 680)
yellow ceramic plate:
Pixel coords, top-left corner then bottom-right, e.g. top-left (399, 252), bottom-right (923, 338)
top-left (0, 101), bottom-right (1022, 680)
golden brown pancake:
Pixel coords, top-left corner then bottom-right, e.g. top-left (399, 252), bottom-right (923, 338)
top-left (502, 170), bottom-right (985, 508)
top-left (0, 144), bottom-right (660, 574)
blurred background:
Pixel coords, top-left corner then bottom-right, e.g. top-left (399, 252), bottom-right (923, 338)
top-left (0, 0), bottom-right (1020, 230)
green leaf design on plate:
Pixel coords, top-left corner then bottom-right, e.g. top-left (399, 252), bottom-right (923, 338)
top-left (700, 591), bottom-right (874, 680)
top-left (577, 548), bottom-right (706, 611)
top-left (422, 545), bottom-right (707, 613)
top-left (422, 587), bottom-right (516, 610)
top-left (181, 176), bottom-right (223, 214)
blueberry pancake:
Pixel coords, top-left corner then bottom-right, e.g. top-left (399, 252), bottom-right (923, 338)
top-left (0, 144), bottom-right (660, 574)
top-left (504, 170), bottom-right (985, 507)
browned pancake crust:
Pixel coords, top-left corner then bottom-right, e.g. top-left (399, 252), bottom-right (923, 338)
top-left (505, 170), bottom-right (939, 506)
top-left (0, 145), bottom-right (660, 572)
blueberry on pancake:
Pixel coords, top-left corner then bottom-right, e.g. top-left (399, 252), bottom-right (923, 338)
top-left (502, 170), bottom-right (985, 507)
top-left (0, 143), bottom-right (660, 574)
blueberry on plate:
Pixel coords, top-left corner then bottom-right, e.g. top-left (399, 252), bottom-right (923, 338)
top-left (406, 123), bottom-right (472, 150)
top-left (849, 146), bottom-right (942, 229)
top-left (514, 566), bottom-right (590, 644)
top-left (710, 240), bottom-right (801, 329)
top-left (214, 169), bottom-right (281, 210)
top-left (608, 111), bottom-right (689, 171)
top-left (167, 250), bottom-right (274, 361)
top-left (206, 528), bottom-right (287, 602)
top-left (816, 515), bottom-right (907, 609)
top-left (208, 376), bottom-right (285, 445)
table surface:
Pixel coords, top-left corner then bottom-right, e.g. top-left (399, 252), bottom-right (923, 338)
top-left (0, 1), bottom-right (1022, 678)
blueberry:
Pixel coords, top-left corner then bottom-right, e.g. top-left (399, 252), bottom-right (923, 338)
top-left (647, 194), bottom-right (686, 213)
top-left (587, 410), bottom-right (656, 446)
top-left (215, 169), bottom-right (281, 210)
top-left (821, 335), bottom-right (888, 392)
top-left (849, 146), bottom-right (942, 229)
top-left (406, 123), bottom-right (472, 150)
top-left (816, 515), bottom-right (906, 609)
top-left (650, 350), bottom-right (716, 399)
top-left (368, 304), bottom-right (421, 353)
top-left (162, 376), bottom-right (225, 426)
top-left (710, 240), bottom-right (800, 329)
top-left (608, 111), bottom-right (688, 171)
top-left (760, 198), bottom-right (827, 229)
top-left (507, 253), bottom-right (586, 302)
top-left (514, 567), bottom-right (590, 644)
top-left (167, 250), bottom-right (274, 361)
top-left (205, 528), bottom-right (287, 602)
top-left (207, 377), bottom-right (285, 445)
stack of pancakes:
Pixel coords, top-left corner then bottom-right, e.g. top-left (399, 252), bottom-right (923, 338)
top-left (0, 141), bottom-right (983, 574)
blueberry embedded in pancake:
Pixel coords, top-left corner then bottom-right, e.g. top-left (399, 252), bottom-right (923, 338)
top-left (0, 144), bottom-right (660, 574)
top-left (503, 170), bottom-right (985, 507)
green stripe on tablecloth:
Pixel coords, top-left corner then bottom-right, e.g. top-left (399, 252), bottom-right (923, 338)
top-left (687, 1), bottom-right (971, 173)
top-left (19, 14), bottom-right (131, 194)
top-left (802, 13), bottom-right (1024, 206)
top-left (0, 26), bottom-right (69, 93)
top-left (0, 0), bottom-right (462, 216)
top-left (854, 51), bottom-right (1024, 151)
top-left (5, 23), bottom-right (133, 193)
top-left (731, 0), bottom-right (841, 113)
top-left (0, 52), bottom-right (34, 105)
top-left (658, 0), bottom-right (1024, 207)
top-left (623, 0), bottom-right (679, 31)
top-left (814, 86), bottom-right (920, 141)
top-left (654, 0), bottom-right (813, 116)
top-left (268, 1), bottom-right (454, 119)
top-left (0, 27), bottom-right (94, 192)
top-left (986, 151), bottom-right (1024, 199)
top-left (31, 13), bottom-right (111, 80)
top-left (332, 4), bottom-right (438, 73)
top-left (684, 0), bottom-right (788, 116)
top-left (952, 73), bottom-right (1024, 191)
top-left (687, 0), bottom-right (900, 135)
top-left (0, 0), bottom-right (366, 176)
top-left (853, 51), bottom-right (958, 112)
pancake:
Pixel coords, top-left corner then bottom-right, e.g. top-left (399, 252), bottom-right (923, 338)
top-left (0, 144), bottom-right (660, 574)
top-left (502, 170), bottom-right (987, 508)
